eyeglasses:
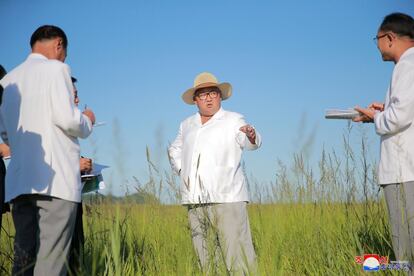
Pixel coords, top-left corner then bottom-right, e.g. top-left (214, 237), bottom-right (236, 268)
top-left (373, 33), bottom-right (390, 44)
top-left (196, 91), bottom-right (220, 100)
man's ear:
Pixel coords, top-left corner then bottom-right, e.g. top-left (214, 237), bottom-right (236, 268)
top-left (52, 38), bottom-right (64, 52)
top-left (387, 33), bottom-right (396, 43)
top-left (56, 38), bottom-right (63, 50)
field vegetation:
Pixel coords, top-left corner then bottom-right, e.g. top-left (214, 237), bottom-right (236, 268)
top-left (0, 126), bottom-right (401, 275)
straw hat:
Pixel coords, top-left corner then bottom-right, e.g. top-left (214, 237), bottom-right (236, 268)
top-left (182, 72), bottom-right (232, 105)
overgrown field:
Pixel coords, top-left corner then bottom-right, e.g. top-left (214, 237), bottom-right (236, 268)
top-left (0, 126), bottom-right (405, 275)
top-left (0, 200), bottom-right (398, 275)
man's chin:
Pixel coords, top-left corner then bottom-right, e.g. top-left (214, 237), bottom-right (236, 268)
top-left (200, 108), bottom-right (218, 116)
top-left (381, 54), bottom-right (392, 61)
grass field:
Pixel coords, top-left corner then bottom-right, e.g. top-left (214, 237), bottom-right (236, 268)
top-left (0, 201), bottom-right (396, 275)
top-left (0, 127), bottom-right (407, 275)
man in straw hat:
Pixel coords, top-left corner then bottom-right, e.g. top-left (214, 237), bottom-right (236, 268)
top-left (168, 72), bottom-right (261, 274)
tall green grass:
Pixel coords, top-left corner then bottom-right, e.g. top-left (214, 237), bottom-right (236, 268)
top-left (0, 125), bottom-right (402, 275)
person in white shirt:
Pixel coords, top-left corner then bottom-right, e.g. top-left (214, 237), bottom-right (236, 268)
top-left (168, 72), bottom-right (261, 274)
top-left (0, 25), bottom-right (95, 276)
top-left (0, 65), bottom-right (10, 237)
top-left (354, 13), bottom-right (414, 265)
top-left (69, 76), bottom-right (93, 274)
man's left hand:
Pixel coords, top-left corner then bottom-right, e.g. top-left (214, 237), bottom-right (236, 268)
top-left (80, 157), bottom-right (93, 174)
top-left (240, 125), bottom-right (256, 144)
top-left (0, 143), bottom-right (10, 158)
top-left (353, 106), bottom-right (376, 123)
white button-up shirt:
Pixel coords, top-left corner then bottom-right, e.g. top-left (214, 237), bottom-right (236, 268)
top-left (0, 53), bottom-right (93, 202)
top-left (374, 47), bottom-right (414, 184)
top-left (168, 108), bottom-right (261, 204)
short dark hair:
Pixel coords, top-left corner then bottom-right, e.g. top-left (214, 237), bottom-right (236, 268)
top-left (0, 65), bottom-right (6, 105)
top-left (0, 65), bottom-right (6, 80)
top-left (380, 13), bottom-right (414, 39)
top-left (30, 25), bottom-right (68, 49)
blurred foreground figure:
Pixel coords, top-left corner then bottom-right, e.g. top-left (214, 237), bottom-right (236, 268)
top-left (68, 76), bottom-right (93, 274)
top-left (0, 64), bottom-right (10, 236)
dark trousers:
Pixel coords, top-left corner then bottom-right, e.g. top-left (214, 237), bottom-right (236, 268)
top-left (0, 160), bottom-right (7, 232)
top-left (69, 202), bottom-right (84, 274)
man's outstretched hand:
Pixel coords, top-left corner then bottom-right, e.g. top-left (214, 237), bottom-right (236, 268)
top-left (240, 125), bottom-right (256, 144)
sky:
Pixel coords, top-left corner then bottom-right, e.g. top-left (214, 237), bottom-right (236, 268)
top-left (1, 1), bottom-right (414, 197)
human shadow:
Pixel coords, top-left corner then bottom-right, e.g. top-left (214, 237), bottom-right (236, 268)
top-left (1, 83), bottom-right (55, 196)
top-left (0, 82), bottom-right (57, 274)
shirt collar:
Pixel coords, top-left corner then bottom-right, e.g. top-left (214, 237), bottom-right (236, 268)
top-left (194, 107), bottom-right (225, 126)
top-left (399, 46), bottom-right (414, 62)
top-left (213, 107), bottom-right (225, 120)
top-left (27, 53), bottom-right (48, 61)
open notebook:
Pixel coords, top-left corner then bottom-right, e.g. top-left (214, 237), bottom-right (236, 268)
top-left (81, 163), bottom-right (109, 193)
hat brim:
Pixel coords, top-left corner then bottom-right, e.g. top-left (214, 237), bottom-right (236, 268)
top-left (182, 82), bottom-right (232, 105)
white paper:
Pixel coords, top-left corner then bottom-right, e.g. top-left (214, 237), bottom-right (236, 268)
top-left (325, 109), bottom-right (359, 120)
top-left (81, 162), bottom-right (109, 193)
top-left (94, 121), bottom-right (107, 127)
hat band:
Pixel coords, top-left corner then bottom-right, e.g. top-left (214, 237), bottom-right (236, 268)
top-left (194, 82), bottom-right (219, 90)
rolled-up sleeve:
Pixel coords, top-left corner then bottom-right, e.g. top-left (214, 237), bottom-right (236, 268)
top-left (50, 63), bottom-right (93, 138)
top-left (168, 123), bottom-right (183, 174)
top-left (375, 62), bottom-right (414, 136)
top-left (235, 116), bottom-right (262, 150)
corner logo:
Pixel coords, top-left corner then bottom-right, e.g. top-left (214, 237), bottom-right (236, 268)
top-left (362, 254), bottom-right (380, 271)
top-left (355, 254), bottom-right (411, 272)
top-left (355, 254), bottom-right (388, 272)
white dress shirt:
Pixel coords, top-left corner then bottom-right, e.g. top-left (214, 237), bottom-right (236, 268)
top-left (168, 108), bottom-right (261, 204)
top-left (374, 47), bottom-right (414, 184)
top-left (0, 53), bottom-right (93, 202)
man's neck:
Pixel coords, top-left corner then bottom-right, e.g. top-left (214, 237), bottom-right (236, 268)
top-left (32, 49), bottom-right (51, 59)
top-left (32, 43), bottom-right (55, 60)
top-left (394, 43), bottom-right (414, 63)
top-left (200, 113), bottom-right (213, 124)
